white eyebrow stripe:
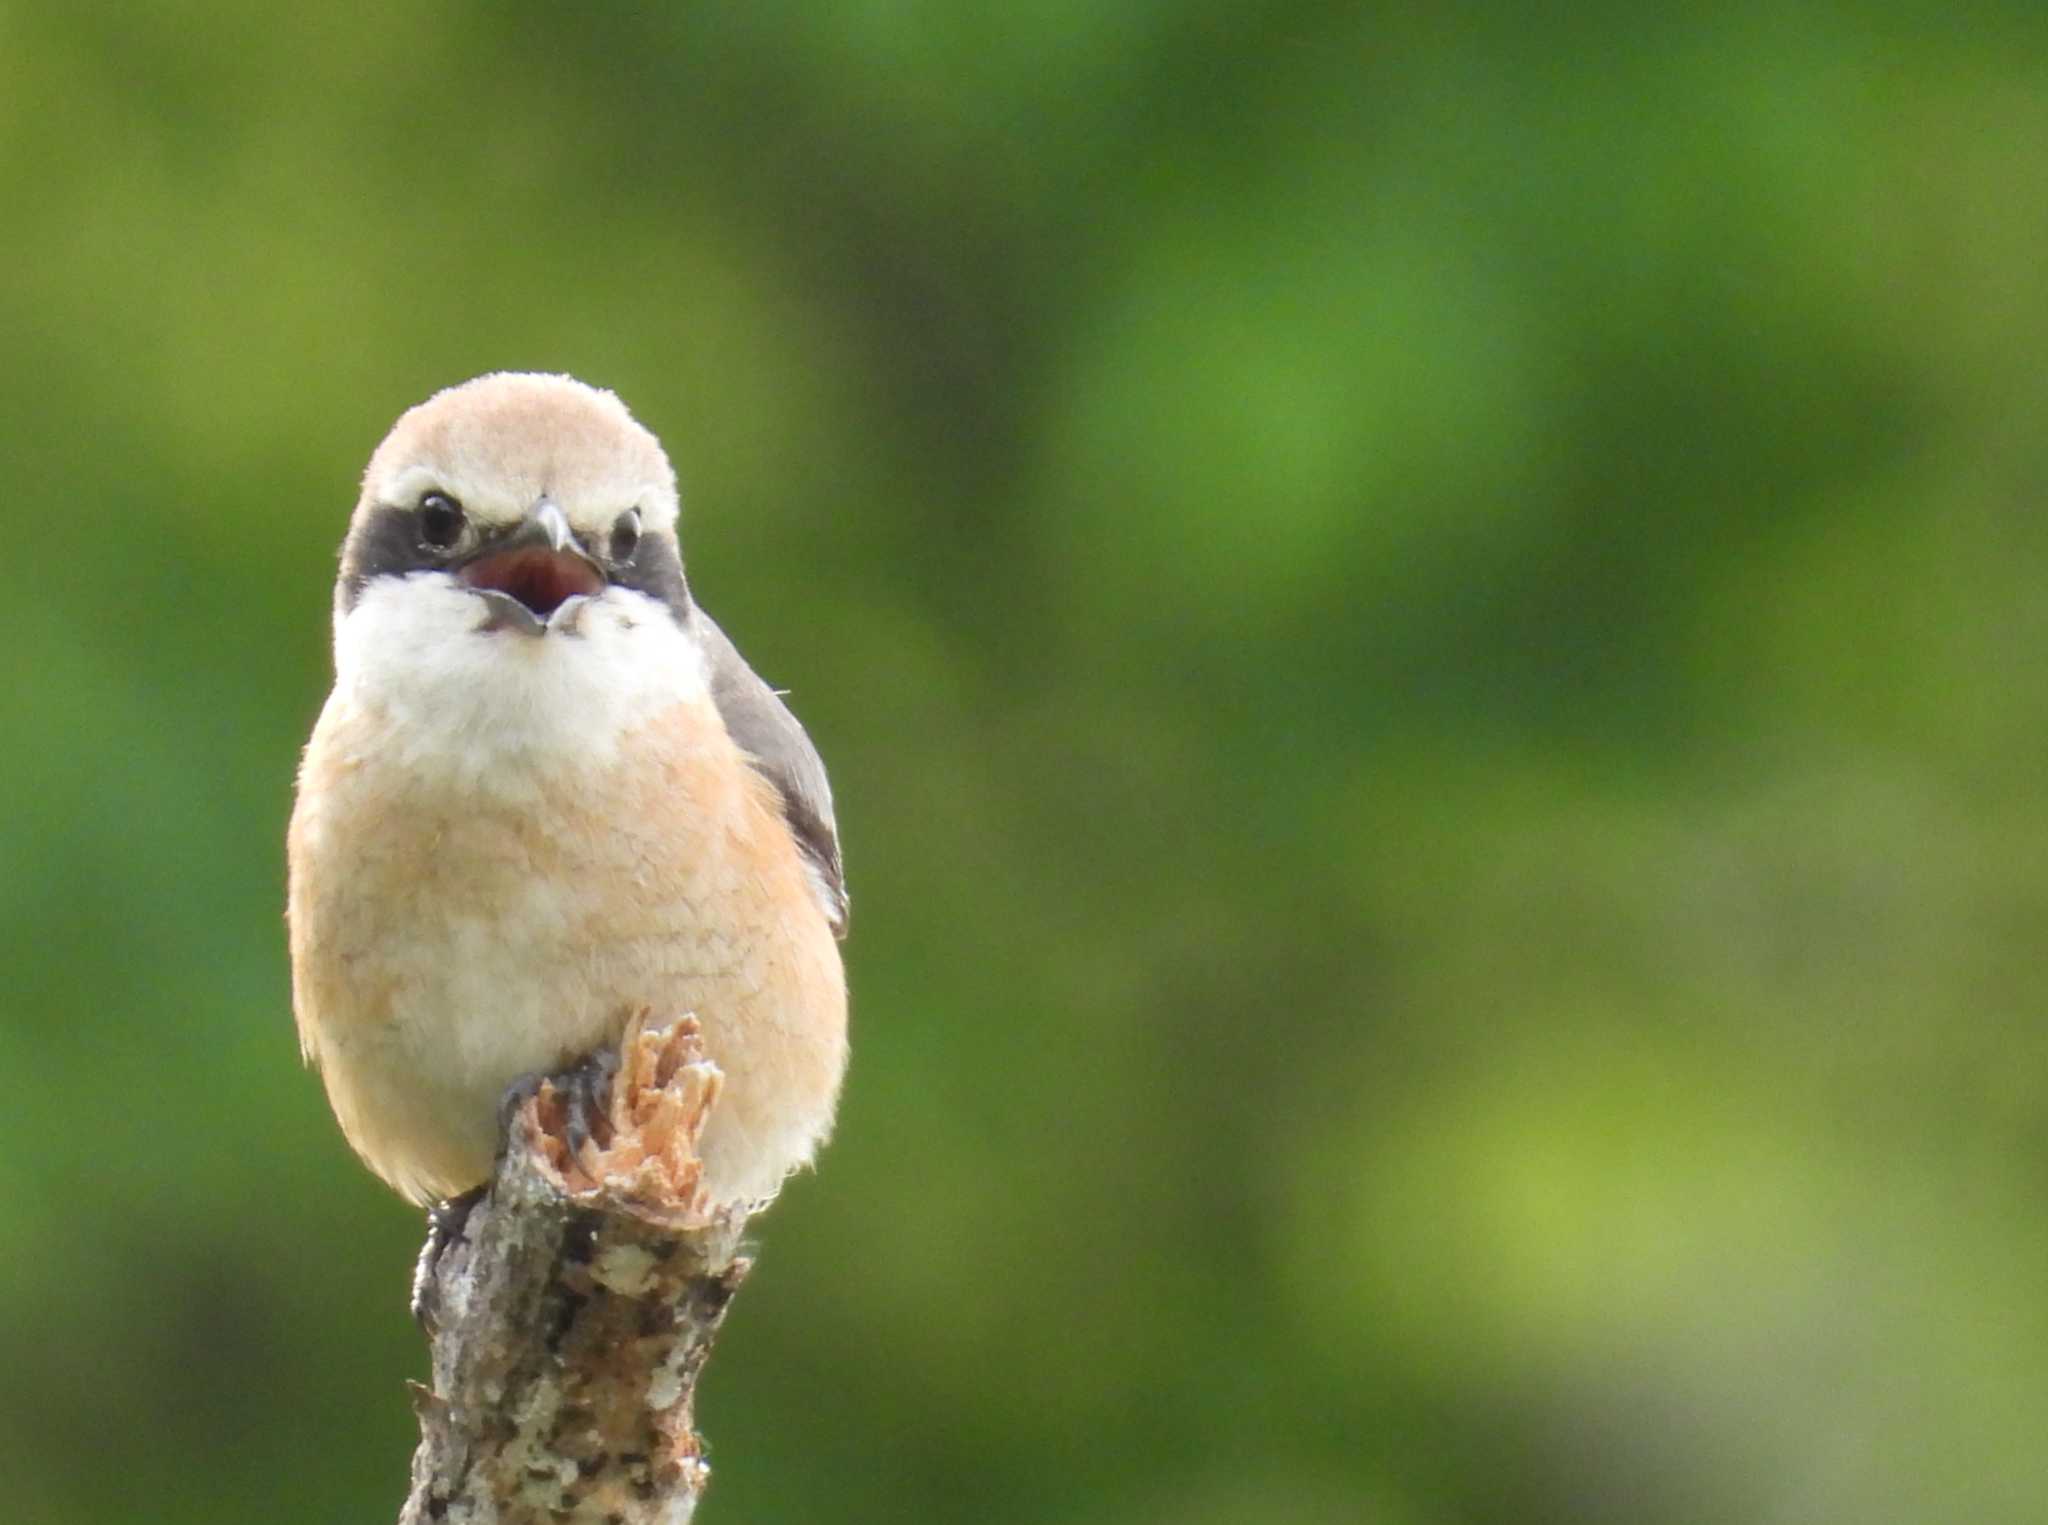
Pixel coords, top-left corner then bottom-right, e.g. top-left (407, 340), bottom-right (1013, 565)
top-left (376, 464), bottom-right (450, 506)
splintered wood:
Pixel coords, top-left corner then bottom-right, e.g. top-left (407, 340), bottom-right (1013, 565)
top-left (531, 1008), bottom-right (724, 1220)
top-left (400, 1015), bottom-right (751, 1525)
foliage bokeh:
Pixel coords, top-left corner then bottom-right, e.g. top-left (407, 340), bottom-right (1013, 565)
top-left (3, 5), bottom-right (2045, 1521)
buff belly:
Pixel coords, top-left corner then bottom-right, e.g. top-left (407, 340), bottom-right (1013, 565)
top-left (288, 685), bottom-right (848, 1209)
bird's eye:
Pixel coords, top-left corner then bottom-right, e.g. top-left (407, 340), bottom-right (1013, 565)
top-left (419, 492), bottom-right (467, 551)
top-left (610, 508), bottom-right (642, 563)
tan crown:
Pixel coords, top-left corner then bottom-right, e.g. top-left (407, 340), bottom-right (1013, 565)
top-left (357, 372), bottom-right (681, 542)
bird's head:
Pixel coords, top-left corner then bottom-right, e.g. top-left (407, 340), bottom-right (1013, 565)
top-left (338, 372), bottom-right (688, 638)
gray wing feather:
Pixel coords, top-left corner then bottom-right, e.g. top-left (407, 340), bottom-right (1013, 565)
top-left (694, 608), bottom-right (849, 937)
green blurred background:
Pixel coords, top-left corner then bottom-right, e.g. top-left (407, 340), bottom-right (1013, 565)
top-left (4, 4), bottom-right (2045, 1521)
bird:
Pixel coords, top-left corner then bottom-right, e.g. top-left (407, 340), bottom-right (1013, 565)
top-left (287, 372), bottom-right (848, 1216)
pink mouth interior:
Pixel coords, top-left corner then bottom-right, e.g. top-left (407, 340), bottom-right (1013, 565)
top-left (459, 548), bottom-right (605, 618)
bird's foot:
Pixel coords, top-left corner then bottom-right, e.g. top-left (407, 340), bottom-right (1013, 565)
top-left (411, 1185), bottom-right (486, 1334)
top-left (550, 1043), bottom-right (621, 1170)
top-left (498, 1045), bottom-right (623, 1193)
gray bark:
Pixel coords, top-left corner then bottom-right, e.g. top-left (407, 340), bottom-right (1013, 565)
top-left (399, 1014), bottom-right (749, 1524)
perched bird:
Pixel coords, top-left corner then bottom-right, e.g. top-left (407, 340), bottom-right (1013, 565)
top-left (288, 373), bottom-right (848, 1213)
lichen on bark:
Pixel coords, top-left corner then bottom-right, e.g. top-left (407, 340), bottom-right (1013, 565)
top-left (398, 1013), bottom-right (750, 1525)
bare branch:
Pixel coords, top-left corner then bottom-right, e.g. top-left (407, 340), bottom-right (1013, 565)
top-left (399, 1013), bottom-right (749, 1524)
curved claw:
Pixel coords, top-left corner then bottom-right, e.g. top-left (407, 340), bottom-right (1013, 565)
top-left (411, 1185), bottom-right (486, 1332)
top-left (558, 1046), bottom-right (620, 1164)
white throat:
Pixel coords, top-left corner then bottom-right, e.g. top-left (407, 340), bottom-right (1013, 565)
top-left (331, 573), bottom-right (708, 799)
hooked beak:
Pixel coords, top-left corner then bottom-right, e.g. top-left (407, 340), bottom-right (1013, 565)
top-left (458, 500), bottom-right (607, 636)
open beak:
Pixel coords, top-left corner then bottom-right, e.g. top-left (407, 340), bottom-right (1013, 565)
top-left (458, 501), bottom-right (607, 636)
